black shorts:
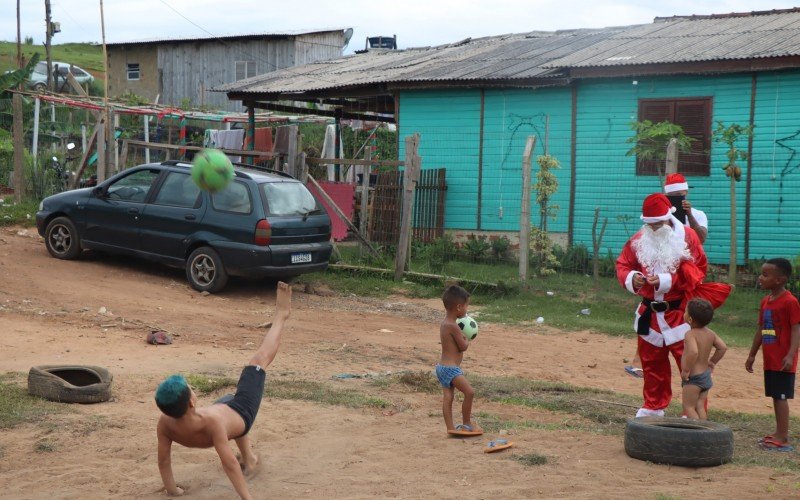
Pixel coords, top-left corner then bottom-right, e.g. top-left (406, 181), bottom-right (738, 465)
top-left (764, 370), bottom-right (796, 400)
top-left (215, 365), bottom-right (266, 436)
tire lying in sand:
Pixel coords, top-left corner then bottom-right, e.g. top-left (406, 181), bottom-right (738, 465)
top-left (28, 365), bottom-right (113, 404)
top-left (624, 416), bottom-right (734, 467)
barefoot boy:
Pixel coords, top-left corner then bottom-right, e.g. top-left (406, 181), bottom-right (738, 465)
top-left (746, 258), bottom-right (800, 451)
top-left (155, 282), bottom-right (292, 498)
top-left (437, 285), bottom-right (481, 435)
top-left (680, 298), bottom-right (727, 419)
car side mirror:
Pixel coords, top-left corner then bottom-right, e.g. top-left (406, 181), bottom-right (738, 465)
top-left (92, 186), bottom-right (105, 197)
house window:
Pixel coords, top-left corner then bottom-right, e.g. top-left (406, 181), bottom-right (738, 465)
top-left (127, 63), bottom-right (140, 81)
top-left (637, 97), bottom-right (712, 176)
top-left (235, 61), bottom-right (257, 81)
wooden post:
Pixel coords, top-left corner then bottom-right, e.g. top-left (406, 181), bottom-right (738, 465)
top-left (12, 93), bottom-right (26, 202)
top-left (72, 125), bottom-right (98, 189)
top-left (519, 135), bottom-right (537, 283)
top-left (246, 105), bottom-right (255, 165)
top-left (144, 115), bottom-right (150, 163)
top-left (665, 138), bottom-right (678, 175)
top-left (119, 139), bottom-right (129, 171)
top-left (395, 134), bottom-right (421, 281)
top-left (286, 125), bottom-right (298, 175)
top-left (45, 0), bottom-right (53, 91)
top-left (97, 120), bottom-right (107, 182)
top-left (32, 97), bottom-right (40, 171)
top-left (591, 207), bottom-right (608, 285)
top-left (298, 152), bottom-right (308, 183)
top-left (359, 145), bottom-right (372, 258)
top-left (293, 132), bottom-right (303, 178)
top-left (113, 113), bottom-right (120, 173)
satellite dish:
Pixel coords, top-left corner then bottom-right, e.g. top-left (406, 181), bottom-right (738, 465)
top-left (343, 28), bottom-right (354, 48)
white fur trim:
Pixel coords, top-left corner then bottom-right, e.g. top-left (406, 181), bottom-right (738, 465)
top-left (664, 182), bottom-right (689, 193)
top-left (670, 215), bottom-right (685, 239)
top-left (625, 271), bottom-right (642, 293)
top-left (661, 322), bottom-right (690, 346)
top-left (641, 206), bottom-right (677, 223)
top-left (655, 273), bottom-right (672, 293)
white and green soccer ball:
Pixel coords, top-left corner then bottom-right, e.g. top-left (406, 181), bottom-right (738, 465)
top-left (457, 315), bottom-right (479, 340)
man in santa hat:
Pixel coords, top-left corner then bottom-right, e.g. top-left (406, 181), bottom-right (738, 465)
top-left (616, 193), bottom-right (708, 417)
top-left (663, 173), bottom-right (708, 244)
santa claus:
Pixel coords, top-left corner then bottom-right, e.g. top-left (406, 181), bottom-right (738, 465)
top-left (616, 193), bottom-right (719, 417)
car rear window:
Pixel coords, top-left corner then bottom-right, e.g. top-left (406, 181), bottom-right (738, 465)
top-left (260, 182), bottom-right (319, 216)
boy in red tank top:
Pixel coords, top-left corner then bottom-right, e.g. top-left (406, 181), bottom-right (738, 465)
top-left (745, 258), bottom-right (800, 451)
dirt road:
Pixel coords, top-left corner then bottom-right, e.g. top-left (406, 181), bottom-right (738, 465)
top-left (0, 226), bottom-right (797, 498)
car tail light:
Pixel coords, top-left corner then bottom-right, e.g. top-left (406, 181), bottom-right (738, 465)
top-left (255, 219), bottom-right (271, 246)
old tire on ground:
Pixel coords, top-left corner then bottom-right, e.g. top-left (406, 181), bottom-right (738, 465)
top-left (45, 216), bottom-right (82, 260)
top-left (28, 365), bottom-right (113, 404)
top-left (624, 416), bottom-right (733, 467)
top-left (186, 246), bottom-right (228, 293)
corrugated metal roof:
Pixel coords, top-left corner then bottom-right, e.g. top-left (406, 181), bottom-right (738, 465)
top-left (545, 9), bottom-right (800, 67)
top-left (107, 28), bottom-right (345, 46)
top-left (214, 28), bottom-right (622, 95)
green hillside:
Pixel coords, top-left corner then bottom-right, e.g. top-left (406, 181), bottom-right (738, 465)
top-left (0, 41), bottom-right (104, 76)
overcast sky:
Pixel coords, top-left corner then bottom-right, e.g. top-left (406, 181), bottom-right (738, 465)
top-left (2, 0), bottom-right (798, 53)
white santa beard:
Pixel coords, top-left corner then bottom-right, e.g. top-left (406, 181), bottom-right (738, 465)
top-left (632, 224), bottom-right (692, 274)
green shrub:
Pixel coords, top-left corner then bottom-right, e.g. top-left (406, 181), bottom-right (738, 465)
top-left (464, 234), bottom-right (490, 261)
top-left (490, 235), bottom-right (511, 260)
top-left (555, 244), bottom-right (590, 274)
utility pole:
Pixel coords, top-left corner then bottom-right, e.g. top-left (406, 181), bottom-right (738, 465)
top-left (16, 0), bottom-right (22, 71)
top-left (100, 0), bottom-right (112, 179)
top-left (45, 0), bottom-right (53, 91)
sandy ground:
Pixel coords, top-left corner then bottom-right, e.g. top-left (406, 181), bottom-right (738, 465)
top-left (0, 225), bottom-right (798, 499)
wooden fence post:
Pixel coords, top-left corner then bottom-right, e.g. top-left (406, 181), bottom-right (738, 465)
top-left (665, 138), bottom-right (678, 175)
top-left (395, 134), bottom-right (421, 281)
top-left (97, 119), bottom-right (106, 182)
top-left (359, 145), bottom-right (372, 258)
top-left (12, 93), bottom-right (26, 202)
top-left (519, 135), bottom-right (537, 283)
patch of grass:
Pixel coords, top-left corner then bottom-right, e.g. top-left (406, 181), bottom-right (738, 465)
top-left (0, 42), bottom-right (104, 74)
top-left (266, 379), bottom-right (390, 409)
top-left (35, 440), bottom-right (57, 453)
top-left (513, 453), bottom-right (547, 466)
top-left (655, 495), bottom-right (681, 500)
top-left (0, 198), bottom-right (39, 227)
top-left (393, 371), bottom-right (440, 394)
top-left (474, 411), bottom-right (585, 434)
top-left (0, 374), bottom-right (65, 429)
top-left (297, 266), bottom-right (440, 299)
top-left (186, 374), bottom-right (237, 395)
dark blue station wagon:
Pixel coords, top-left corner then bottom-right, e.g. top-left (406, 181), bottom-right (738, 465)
top-left (36, 160), bottom-right (332, 292)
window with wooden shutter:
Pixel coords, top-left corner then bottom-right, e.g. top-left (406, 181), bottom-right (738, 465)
top-left (636, 97), bottom-right (712, 176)
top-left (235, 61), bottom-right (257, 81)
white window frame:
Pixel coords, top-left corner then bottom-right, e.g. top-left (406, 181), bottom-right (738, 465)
top-left (127, 63), bottom-right (140, 81)
top-left (235, 61), bottom-right (257, 81)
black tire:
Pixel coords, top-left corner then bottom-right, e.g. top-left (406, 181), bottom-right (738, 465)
top-left (33, 82), bottom-right (46, 93)
top-left (186, 246), bottom-right (228, 293)
top-left (624, 416), bottom-right (734, 467)
top-left (28, 365), bottom-right (113, 404)
top-left (44, 216), bottom-right (82, 260)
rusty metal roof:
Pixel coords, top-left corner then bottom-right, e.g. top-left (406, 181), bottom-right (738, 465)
top-left (107, 28), bottom-right (345, 46)
top-left (545, 8), bottom-right (800, 68)
top-left (214, 28), bottom-right (622, 96)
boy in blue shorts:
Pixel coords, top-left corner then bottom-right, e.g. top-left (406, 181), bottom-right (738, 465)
top-left (745, 258), bottom-right (800, 451)
top-left (436, 285), bottom-right (482, 435)
top-left (154, 282), bottom-right (292, 498)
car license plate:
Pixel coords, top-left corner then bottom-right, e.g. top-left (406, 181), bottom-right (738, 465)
top-left (291, 252), bottom-right (312, 264)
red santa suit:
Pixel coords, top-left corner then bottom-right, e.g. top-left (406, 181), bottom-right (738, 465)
top-left (616, 193), bottom-right (709, 417)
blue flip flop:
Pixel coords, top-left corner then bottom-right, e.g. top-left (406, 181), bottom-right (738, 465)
top-left (625, 366), bottom-right (644, 379)
top-left (484, 438), bottom-right (514, 453)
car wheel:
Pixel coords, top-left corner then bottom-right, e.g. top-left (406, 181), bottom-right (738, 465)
top-left (45, 216), bottom-right (82, 259)
top-left (33, 82), bottom-right (46, 93)
top-left (186, 246), bottom-right (228, 293)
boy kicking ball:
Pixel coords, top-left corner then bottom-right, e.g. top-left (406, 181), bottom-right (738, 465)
top-left (437, 285), bottom-right (482, 436)
top-left (155, 282), bottom-right (292, 498)
top-left (680, 298), bottom-right (727, 420)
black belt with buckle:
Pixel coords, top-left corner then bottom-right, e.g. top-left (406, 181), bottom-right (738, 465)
top-left (637, 298), bottom-right (683, 336)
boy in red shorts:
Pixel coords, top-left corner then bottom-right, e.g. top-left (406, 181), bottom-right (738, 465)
top-left (746, 258), bottom-right (800, 451)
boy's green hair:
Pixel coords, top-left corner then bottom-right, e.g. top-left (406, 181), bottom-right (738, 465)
top-left (155, 374), bottom-right (191, 418)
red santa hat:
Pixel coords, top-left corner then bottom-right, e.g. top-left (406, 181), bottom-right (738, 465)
top-left (664, 173), bottom-right (689, 194)
top-left (640, 193), bottom-right (676, 223)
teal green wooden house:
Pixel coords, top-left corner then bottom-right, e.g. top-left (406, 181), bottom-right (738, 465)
top-left (220, 8), bottom-right (800, 264)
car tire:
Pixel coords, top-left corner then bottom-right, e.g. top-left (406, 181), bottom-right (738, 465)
top-left (28, 365), bottom-right (113, 404)
top-left (186, 246), bottom-right (228, 293)
top-left (624, 416), bottom-right (734, 467)
top-left (33, 82), bottom-right (46, 93)
top-left (44, 216), bottom-right (82, 260)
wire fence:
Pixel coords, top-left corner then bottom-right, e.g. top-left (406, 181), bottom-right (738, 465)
top-left (4, 97), bottom-right (800, 291)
